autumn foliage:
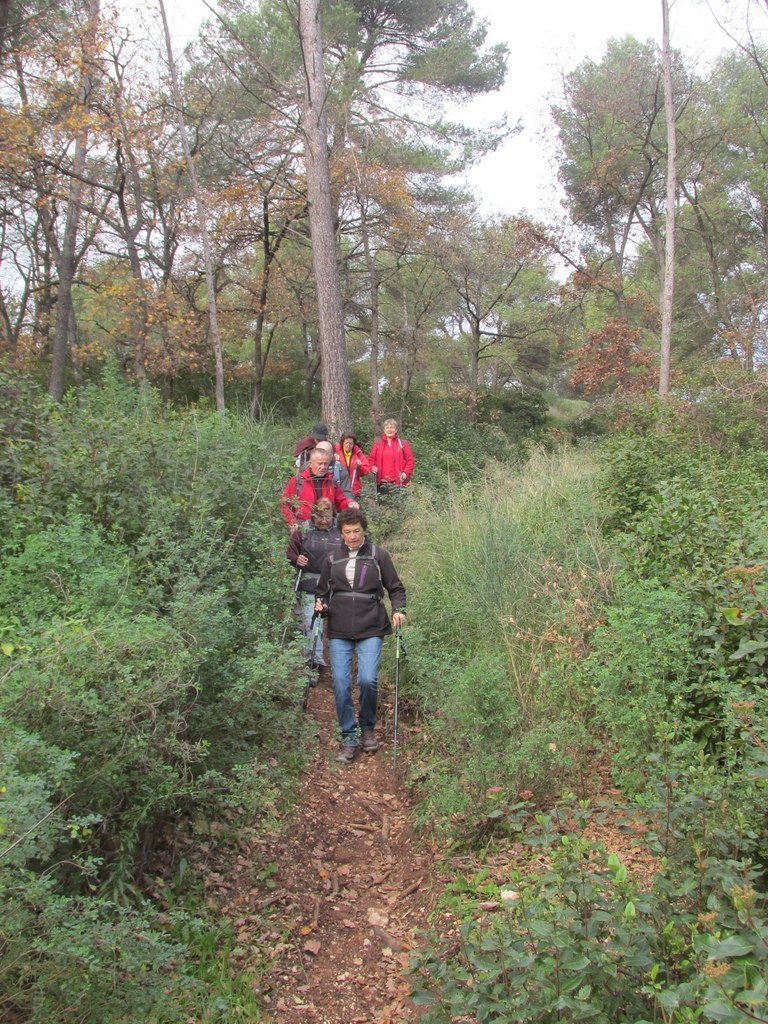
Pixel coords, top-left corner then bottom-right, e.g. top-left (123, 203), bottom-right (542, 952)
top-left (567, 318), bottom-right (656, 396)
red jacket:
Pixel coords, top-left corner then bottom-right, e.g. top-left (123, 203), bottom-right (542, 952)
top-left (334, 443), bottom-right (371, 497)
top-left (368, 434), bottom-right (414, 485)
top-left (281, 467), bottom-right (351, 527)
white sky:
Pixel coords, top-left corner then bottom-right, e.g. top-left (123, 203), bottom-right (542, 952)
top-left (460, 0), bottom-right (756, 220)
top-left (120, 0), bottom-right (765, 221)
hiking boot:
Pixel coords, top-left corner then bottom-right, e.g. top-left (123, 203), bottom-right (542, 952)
top-left (335, 744), bottom-right (358, 764)
top-left (360, 730), bottom-right (379, 753)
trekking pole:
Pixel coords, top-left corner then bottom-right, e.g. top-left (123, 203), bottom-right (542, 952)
top-left (280, 568), bottom-right (303, 648)
top-left (393, 624), bottom-right (402, 770)
top-left (302, 613), bottom-right (322, 711)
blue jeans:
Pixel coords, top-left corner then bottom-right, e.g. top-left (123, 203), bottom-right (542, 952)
top-left (329, 636), bottom-right (384, 746)
top-left (300, 594), bottom-right (325, 667)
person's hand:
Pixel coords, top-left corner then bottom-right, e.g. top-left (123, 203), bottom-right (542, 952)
top-left (348, 500), bottom-right (359, 509)
top-left (371, 465), bottom-right (378, 474)
top-left (392, 611), bottom-right (406, 628)
top-left (297, 554), bottom-right (309, 567)
top-left (399, 472), bottom-right (407, 483)
top-left (314, 599), bottom-right (325, 614)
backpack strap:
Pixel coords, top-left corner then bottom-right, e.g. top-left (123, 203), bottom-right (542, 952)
top-left (327, 543), bottom-right (383, 597)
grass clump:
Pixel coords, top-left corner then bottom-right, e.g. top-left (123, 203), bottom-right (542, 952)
top-left (397, 447), bottom-right (611, 838)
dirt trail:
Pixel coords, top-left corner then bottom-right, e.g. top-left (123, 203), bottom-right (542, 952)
top-left (230, 671), bottom-right (436, 1024)
top-left (192, 666), bottom-right (657, 1024)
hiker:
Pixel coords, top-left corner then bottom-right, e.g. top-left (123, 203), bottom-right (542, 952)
top-left (281, 448), bottom-right (354, 528)
top-left (314, 507), bottom-right (407, 763)
top-left (292, 423), bottom-right (329, 470)
top-left (368, 418), bottom-right (415, 496)
top-left (315, 439), bottom-right (356, 503)
top-left (286, 497), bottom-right (341, 676)
top-left (335, 433), bottom-right (371, 498)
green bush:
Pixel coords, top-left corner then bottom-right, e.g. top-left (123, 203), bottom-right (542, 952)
top-left (401, 393), bottom-right (548, 493)
top-left (410, 799), bottom-right (768, 1024)
top-left (0, 368), bottom-right (305, 1019)
top-left (581, 407), bottom-right (768, 858)
top-left (579, 575), bottom-right (705, 783)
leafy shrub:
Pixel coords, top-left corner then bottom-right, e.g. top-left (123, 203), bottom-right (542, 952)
top-left (0, 368), bottom-right (305, 1019)
top-left (599, 399), bottom-right (768, 534)
top-left (402, 393), bottom-right (547, 493)
top-left (410, 798), bottom-right (768, 1024)
top-left (579, 575), bottom-right (705, 783)
top-left (582, 408), bottom-right (768, 857)
top-left (2, 890), bottom-right (195, 1024)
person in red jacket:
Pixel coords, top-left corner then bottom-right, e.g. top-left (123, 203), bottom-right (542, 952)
top-left (368, 418), bottom-right (415, 495)
top-left (335, 433), bottom-right (371, 498)
top-left (281, 449), bottom-right (354, 528)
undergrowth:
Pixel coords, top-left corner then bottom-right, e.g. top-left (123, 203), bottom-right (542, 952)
top-left (0, 366), bottom-right (308, 1022)
top-left (395, 447), bottom-right (611, 837)
top-left (403, 390), bottom-right (768, 1024)
top-left (410, 795), bottom-right (768, 1024)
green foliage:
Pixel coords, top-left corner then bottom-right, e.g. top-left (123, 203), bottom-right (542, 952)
top-left (572, 395), bottom-right (768, 861)
top-left (398, 448), bottom-right (611, 837)
top-left (401, 381), bottom-right (768, 1024)
top-left (597, 395), bottom-right (768, 532)
top-left (0, 368), bottom-right (305, 1020)
top-left (2, 889), bottom-right (195, 1024)
top-left (580, 576), bottom-right (706, 783)
top-left (410, 798), bottom-right (768, 1024)
top-left (475, 390), bottom-right (550, 444)
top-left (403, 393), bottom-right (547, 493)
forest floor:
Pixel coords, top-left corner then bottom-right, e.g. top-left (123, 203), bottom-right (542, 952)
top-left (253, 671), bottom-right (434, 1024)
top-left (185, 665), bottom-right (438, 1024)
top-left (176, 663), bottom-right (658, 1024)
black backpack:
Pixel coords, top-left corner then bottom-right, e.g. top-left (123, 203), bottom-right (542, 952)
top-left (327, 544), bottom-right (383, 593)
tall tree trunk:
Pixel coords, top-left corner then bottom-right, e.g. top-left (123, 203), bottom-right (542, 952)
top-left (298, 0), bottom-right (351, 437)
top-left (158, 0), bottom-right (225, 414)
top-left (659, 0), bottom-right (676, 398)
top-left (116, 171), bottom-right (149, 378)
top-left (49, 0), bottom-right (99, 401)
top-left (469, 316), bottom-right (481, 400)
top-left (249, 192), bottom-right (296, 417)
top-left (361, 214), bottom-right (381, 425)
top-left (0, 0), bottom-right (12, 68)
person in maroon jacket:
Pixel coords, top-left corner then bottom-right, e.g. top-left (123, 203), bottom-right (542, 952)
top-left (280, 449), bottom-right (355, 528)
top-left (335, 433), bottom-right (371, 498)
top-left (292, 423), bottom-right (329, 465)
top-left (368, 418), bottom-right (415, 496)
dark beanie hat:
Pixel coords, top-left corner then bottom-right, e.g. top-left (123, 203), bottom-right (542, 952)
top-left (312, 423), bottom-right (329, 439)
